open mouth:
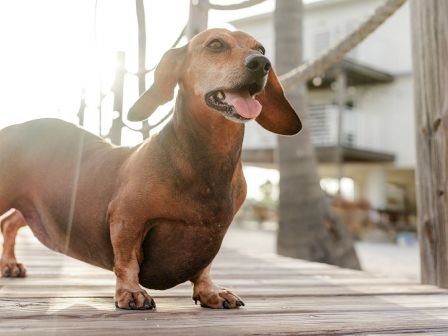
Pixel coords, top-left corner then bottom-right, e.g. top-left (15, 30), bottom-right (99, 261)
top-left (205, 82), bottom-right (264, 122)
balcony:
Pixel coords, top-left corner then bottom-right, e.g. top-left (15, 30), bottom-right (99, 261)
top-left (308, 104), bottom-right (395, 163)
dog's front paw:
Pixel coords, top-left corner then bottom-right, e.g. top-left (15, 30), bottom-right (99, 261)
top-left (1, 259), bottom-right (26, 278)
top-left (115, 288), bottom-right (156, 310)
top-left (193, 283), bottom-right (244, 309)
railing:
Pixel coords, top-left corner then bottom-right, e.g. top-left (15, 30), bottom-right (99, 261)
top-left (308, 104), bottom-right (356, 147)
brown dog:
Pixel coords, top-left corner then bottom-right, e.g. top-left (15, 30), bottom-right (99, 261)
top-left (0, 29), bottom-right (301, 310)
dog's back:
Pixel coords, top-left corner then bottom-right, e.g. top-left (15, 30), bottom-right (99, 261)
top-left (0, 118), bottom-right (132, 269)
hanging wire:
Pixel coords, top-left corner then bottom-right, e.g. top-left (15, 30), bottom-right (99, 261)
top-left (123, 107), bottom-right (175, 133)
top-left (133, 23), bottom-right (188, 75)
top-left (208, 0), bottom-right (267, 11)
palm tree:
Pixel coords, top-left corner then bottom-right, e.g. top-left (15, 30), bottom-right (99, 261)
top-left (275, 0), bottom-right (360, 269)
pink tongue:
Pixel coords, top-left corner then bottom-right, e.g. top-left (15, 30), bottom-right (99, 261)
top-left (223, 91), bottom-right (262, 119)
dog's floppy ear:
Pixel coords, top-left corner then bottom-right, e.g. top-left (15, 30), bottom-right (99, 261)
top-left (255, 69), bottom-right (302, 135)
top-left (127, 45), bottom-right (187, 122)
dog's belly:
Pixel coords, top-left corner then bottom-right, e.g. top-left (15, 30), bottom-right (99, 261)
top-left (139, 221), bottom-right (227, 290)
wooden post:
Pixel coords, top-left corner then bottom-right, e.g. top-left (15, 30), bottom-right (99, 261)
top-left (77, 89), bottom-right (86, 127)
top-left (187, 0), bottom-right (208, 39)
top-left (110, 51), bottom-right (126, 145)
top-left (136, 0), bottom-right (146, 96)
top-left (335, 69), bottom-right (347, 197)
top-left (411, 0), bottom-right (448, 288)
top-left (136, 0), bottom-right (150, 139)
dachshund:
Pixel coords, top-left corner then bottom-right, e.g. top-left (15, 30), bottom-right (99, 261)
top-left (0, 28), bottom-right (301, 310)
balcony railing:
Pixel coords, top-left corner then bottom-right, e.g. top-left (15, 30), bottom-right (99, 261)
top-left (309, 104), bottom-right (357, 147)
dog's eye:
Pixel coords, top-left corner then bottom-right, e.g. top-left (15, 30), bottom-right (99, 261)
top-left (207, 39), bottom-right (226, 51)
top-left (255, 45), bottom-right (265, 55)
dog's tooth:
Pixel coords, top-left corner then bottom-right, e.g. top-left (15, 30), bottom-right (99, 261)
top-left (217, 91), bottom-right (225, 100)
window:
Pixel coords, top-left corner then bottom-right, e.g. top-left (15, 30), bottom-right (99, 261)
top-left (320, 177), bottom-right (355, 201)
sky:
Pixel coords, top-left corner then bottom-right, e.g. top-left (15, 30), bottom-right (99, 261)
top-left (0, 0), bottom-right (323, 199)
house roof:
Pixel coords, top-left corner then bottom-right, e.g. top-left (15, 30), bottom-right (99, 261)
top-left (308, 58), bottom-right (394, 90)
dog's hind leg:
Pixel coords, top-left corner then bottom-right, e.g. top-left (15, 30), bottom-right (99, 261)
top-left (0, 209), bottom-right (27, 277)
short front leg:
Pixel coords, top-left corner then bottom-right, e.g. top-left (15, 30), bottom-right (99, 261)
top-left (191, 264), bottom-right (244, 309)
top-left (1, 209), bottom-right (27, 277)
top-left (109, 209), bottom-right (155, 310)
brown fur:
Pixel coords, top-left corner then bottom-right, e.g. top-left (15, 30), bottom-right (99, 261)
top-left (0, 29), bottom-right (300, 310)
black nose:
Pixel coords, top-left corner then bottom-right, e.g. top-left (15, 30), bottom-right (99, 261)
top-left (245, 54), bottom-right (271, 77)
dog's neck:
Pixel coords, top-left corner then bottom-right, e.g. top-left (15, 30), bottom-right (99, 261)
top-left (176, 93), bottom-right (244, 154)
top-left (158, 92), bottom-right (245, 182)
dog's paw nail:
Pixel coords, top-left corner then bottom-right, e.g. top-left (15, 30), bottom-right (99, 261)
top-left (200, 303), bottom-right (208, 308)
top-left (129, 300), bottom-right (136, 309)
top-left (193, 298), bottom-right (198, 305)
top-left (115, 301), bottom-right (119, 308)
top-left (13, 269), bottom-right (21, 277)
top-left (2, 267), bottom-right (11, 277)
top-left (236, 300), bottom-right (243, 307)
top-left (143, 299), bottom-right (151, 309)
top-left (223, 301), bottom-right (230, 309)
top-left (150, 298), bottom-right (156, 309)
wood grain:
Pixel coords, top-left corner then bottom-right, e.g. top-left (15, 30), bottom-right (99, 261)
top-left (411, 0), bottom-right (448, 288)
top-left (1, 229), bottom-right (448, 335)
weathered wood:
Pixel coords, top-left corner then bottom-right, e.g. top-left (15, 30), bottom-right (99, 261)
top-left (1, 229), bottom-right (448, 335)
top-left (411, 0), bottom-right (448, 288)
top-left (4, 294), bottom-right (448, 316)
top-left (2, 309), bottom-right (448, 336)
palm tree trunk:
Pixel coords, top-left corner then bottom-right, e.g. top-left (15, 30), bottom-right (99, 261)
top-left (275, 0), bottom-right (360, 269)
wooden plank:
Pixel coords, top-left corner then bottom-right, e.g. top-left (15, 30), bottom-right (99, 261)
top-left (411, 0), bottom-right (448, 288)
top-left (2, 294), bottom-right (448, 317)
top-left (1, 310), bottom-right (448, 336)
top-left (0, 276), bottom-right (414, 287)
top-left (0, 283), bottom-right (445, 299)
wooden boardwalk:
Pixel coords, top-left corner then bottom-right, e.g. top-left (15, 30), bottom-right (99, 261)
top-left (1, 229), bottom-right (448, 335)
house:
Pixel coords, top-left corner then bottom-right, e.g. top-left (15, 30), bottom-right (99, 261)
top-left (231, 0), bottom-right (416, 218)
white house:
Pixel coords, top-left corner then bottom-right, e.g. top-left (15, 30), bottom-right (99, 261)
top-left (231, 0), bottom-right (415, 214)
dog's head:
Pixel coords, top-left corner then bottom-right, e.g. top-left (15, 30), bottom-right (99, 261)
top-left (128, 28), bottom-right (301, 135)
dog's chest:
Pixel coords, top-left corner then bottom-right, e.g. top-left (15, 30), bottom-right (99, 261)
top-left (138, 215), bottom-right (231, 290)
